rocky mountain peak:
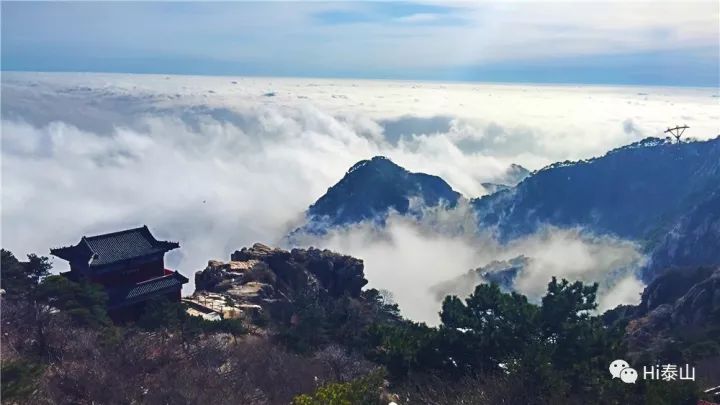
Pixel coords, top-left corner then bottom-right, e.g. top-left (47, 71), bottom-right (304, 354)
top-left (293, 156), bottom-right (461, 235)
top-left (346, 155), bottom-right (399, 175)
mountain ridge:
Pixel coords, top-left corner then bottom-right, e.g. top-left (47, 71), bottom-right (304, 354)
top-left (473, 136), bottom-right (720, 240)
top-left (292, 137), bottom-right (720, 281)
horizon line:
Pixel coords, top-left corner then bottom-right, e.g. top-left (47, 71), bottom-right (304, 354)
top-left (3, 69), bottom-right (719, 90)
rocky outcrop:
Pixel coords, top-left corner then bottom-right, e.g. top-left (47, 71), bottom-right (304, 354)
top-left (194, 257), bottom-right (272, 292)
top-left (230, 243), bottom-right (367, 298)
top-left (622, 266), bottom-right (720, 360)
top-left (192, 243), bottom-right (369, 322)
top-left (635, 266), bottom-right (716, 316)
top-left (624, 304), bottom-right (676, 357)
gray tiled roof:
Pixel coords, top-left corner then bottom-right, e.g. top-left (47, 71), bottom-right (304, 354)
top-left (51, 226), bottom-right (179, 267)
top-left (107, 271), bottom-right (189, 308)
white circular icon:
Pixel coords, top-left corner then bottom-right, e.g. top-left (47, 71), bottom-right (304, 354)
top-left (620, 367), bottom-right (638, 384)
top-left (609, 359), bottom-right (630, 378)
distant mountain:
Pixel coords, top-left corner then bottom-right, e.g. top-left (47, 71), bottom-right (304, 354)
top-left (297, 156), bottom-right (460, 234)
top-left (504, 163), bottom-right (531, 185)
top-left (473, 137), bottom-right (720, 246)
top-left (431, 256), bottom-right (529, 301)
top-left (481, 183), bottom-right (512, 194)
top-left (482, 164), bottom-right (530, 195)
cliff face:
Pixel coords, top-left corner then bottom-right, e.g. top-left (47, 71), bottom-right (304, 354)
top-left (618, 266), bottom-right (720, 361)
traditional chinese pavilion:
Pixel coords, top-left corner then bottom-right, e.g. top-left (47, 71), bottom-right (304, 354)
top-left (51, 225), bottom-right (188, 321)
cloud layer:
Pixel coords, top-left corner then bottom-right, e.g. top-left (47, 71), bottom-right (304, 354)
top-left (303, 207), bottom-right (646, 323)
top-left (2, 72), bottom-right (717, 319)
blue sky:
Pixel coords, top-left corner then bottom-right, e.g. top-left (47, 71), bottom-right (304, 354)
top-left (2, 1), bottom-right (718, 86)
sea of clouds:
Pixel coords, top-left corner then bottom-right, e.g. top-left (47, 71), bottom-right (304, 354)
top-left (300, 204), bottom-right (647, 323)
top-left (2, 72), bottom-right (718, 322)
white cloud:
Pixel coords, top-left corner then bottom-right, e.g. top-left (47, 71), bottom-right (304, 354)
top-left (506, 228), bottom-right (646, 312)
top-left (394, 13), bottom-right (440, 23)
top-left (298, 210), bottom-right (646, 324)
top-left (301, 215), bottom-right (482, 324)
top-left (1, 72), bottom-right (714, 312)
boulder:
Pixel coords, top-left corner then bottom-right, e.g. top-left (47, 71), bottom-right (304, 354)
top-left (227, 282), bottom-right (275, 303)
top-left (195, 259), bottom-right (244, 291)
top-left (231, 243), bottom-right (288, 261)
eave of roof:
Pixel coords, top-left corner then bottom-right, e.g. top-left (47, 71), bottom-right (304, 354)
top-left (50, 225), bottom-right (179, 268)
top-left (107, 271), bottom-right (189, 308)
